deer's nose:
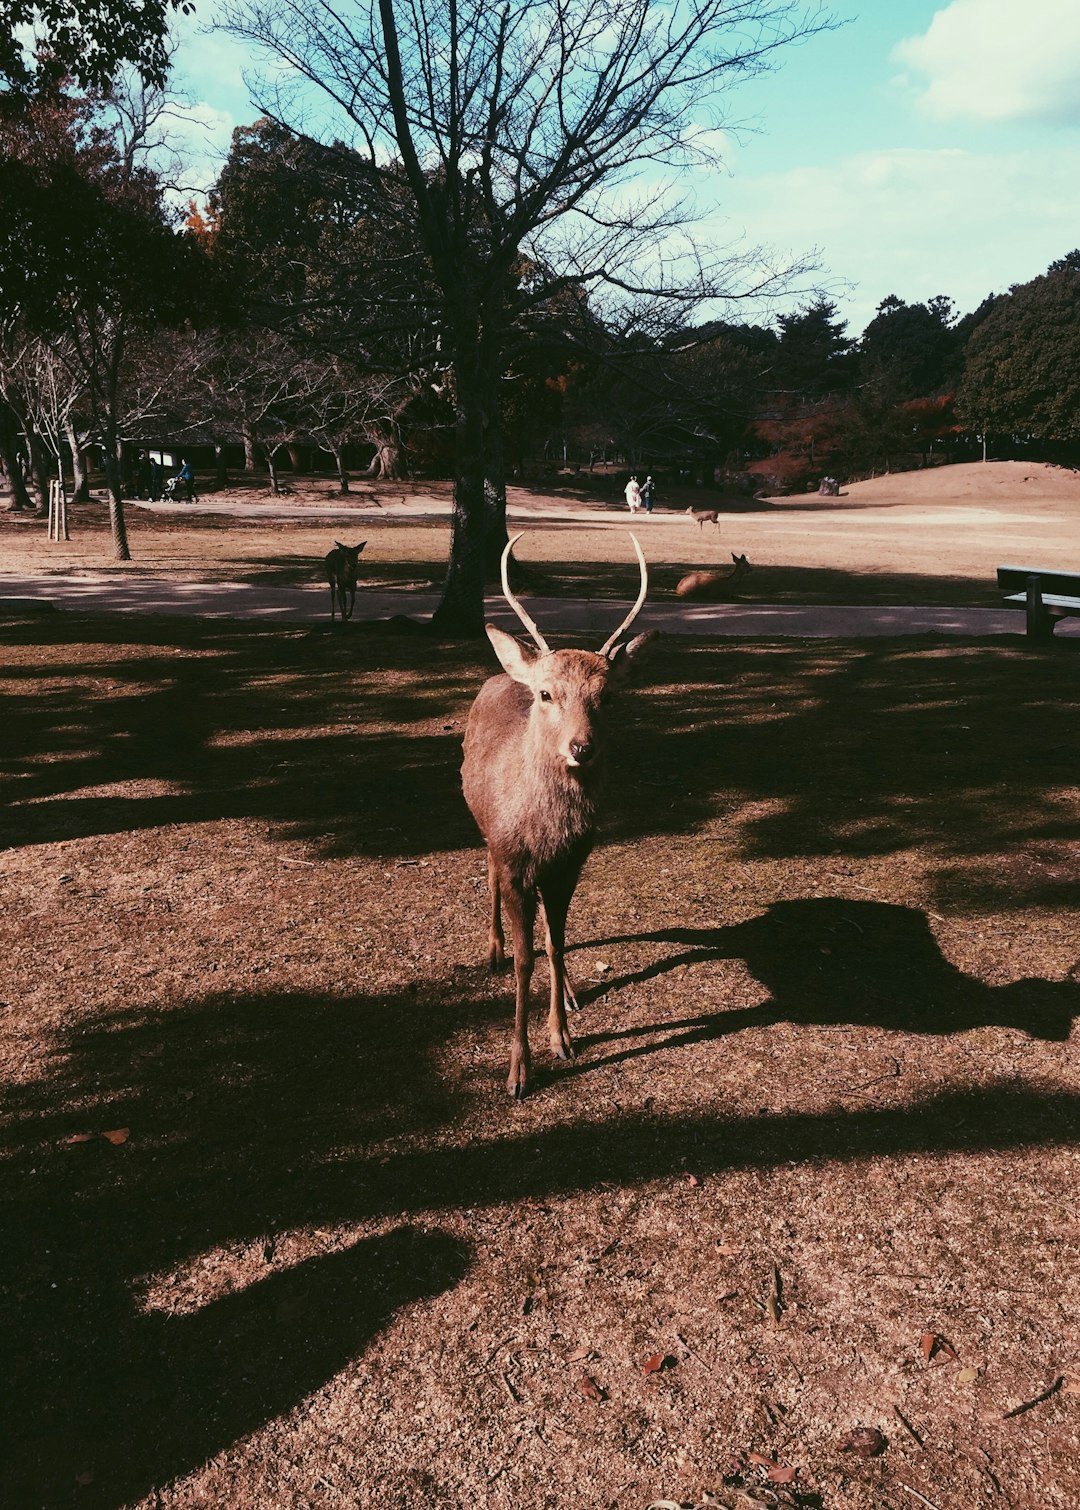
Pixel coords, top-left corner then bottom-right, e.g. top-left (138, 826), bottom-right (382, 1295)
top-left (569, 740), bottom-right (596, 766)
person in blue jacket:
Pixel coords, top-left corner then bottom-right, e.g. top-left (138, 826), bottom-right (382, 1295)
top-left (177, 458), bottom-right (195, 502)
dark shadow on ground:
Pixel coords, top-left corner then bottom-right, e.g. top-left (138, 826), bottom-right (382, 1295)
top-left (3, 619), bottom-right (1080, 915)
top-left (571, 897), bottom-right (1079, 1048)
top-left (1, 964), bottom-right (1078, 1505)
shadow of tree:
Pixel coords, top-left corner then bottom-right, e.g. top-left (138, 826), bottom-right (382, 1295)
top-left (1, 931), bottom-right (1077, 1505)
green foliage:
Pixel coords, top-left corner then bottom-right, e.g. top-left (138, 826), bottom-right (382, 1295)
top-left (0, 0), bottom-right (189, 93)
top-left (860, 293), bottom-right (959, 402)
top-left (773, 298), bottom-right (856, 398)
top-left (957, 254), bottom-right (1080, 443)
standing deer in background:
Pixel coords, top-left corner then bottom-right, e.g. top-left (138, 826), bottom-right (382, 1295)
top-left (325, 540), bottom-right (366, 621)
top-left (462, 534), bottom-right (657, 1097)
top-left (686, 506), bottom-right (720, 531)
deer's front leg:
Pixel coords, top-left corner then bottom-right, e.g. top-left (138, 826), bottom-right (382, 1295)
top-left (486, 849), bottom-right (506, 970)
top-left (540, 881), bottom-right (576, 1063)
top-left (500, 879), bottom-right (536, 1098)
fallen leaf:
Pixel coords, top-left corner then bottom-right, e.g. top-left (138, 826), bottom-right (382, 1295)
top-left (716, 1244), bottom-right (737, 1257)
top-left (596, 961), bottom-right (612, 975)
top-left (101, 1128), bottom-right (130, 1145)
top-left (75, 1469), bottom-right (95, 1485)
top-left (567, 1344), bottom-right (593, 1363)
top-left (579, 1373), bottom-right (606, 1401)
top-left (957, 1366), bottom-right (979, 1384)
top-left (839, 1427), bottom-right (886, 1458)
top-left (747, 1452), bottom-right (774, 1467)
top-left (920, 1331), bottom-right (956, 1364)
top-left (686, 1174), bottom-right (700, 1187)
top-left (64, 1134), bottom-right (94, 1145)
top-left (643, 1352), bottom-right (676, 1374)
top-left (767, 1464), bottom-right (796, 1485)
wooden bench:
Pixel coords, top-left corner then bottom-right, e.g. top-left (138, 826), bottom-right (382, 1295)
top-left (997, 564), bottom-right (1080, 640)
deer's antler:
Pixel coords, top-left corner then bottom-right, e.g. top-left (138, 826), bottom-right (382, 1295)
top-left (598, 533), bottom-right (649, 658)
top-left (501, 533), bottom-right (551, 653)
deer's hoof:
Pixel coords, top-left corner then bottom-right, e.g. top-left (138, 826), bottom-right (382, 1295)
top-left (488, 942), bottom-right (506, 972)
top-left (550, 1032), bottom-right (576, 1062)
top-left (507, 1047), bottom-right (532, 1098)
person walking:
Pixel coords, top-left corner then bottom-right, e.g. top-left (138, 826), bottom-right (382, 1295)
top-left (177, 458), bottom-right (195, 502)
top-left (623, 474), bottom-right (642, 512)
top-left (642, 475), bottom-right (654, 513)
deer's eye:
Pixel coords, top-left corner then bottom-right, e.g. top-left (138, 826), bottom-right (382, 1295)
top-left (539, 689), bottom-right (553, 703)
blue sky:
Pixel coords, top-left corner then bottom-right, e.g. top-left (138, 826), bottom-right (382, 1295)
top-left (170, 0), bottom-right (1080, 338)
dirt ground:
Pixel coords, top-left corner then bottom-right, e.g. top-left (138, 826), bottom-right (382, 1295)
top-left (3, 459), bottom-right (1079, 606)
top-left (1, 462), bottom-right (1079, 1510)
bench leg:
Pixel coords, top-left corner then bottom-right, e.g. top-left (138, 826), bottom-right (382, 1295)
top-left (1025, 576), bottom-right (1056, 641)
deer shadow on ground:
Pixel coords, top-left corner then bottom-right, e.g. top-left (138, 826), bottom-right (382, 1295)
top-left (1, 951), bottom-right (1078, 1507)
top-left (567, 897), bottom-right (1079, 1073)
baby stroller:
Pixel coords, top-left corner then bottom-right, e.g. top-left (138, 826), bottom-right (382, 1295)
top-left (162, 474), bottom-right (182, 501)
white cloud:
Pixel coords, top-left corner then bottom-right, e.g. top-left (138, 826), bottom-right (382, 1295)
top-left (893, 0), bottom-right (1080, 124)
top-left (703, 142), bottom-right (1080, 332)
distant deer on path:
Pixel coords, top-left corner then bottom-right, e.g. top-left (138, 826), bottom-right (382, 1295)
top-left (325, 540), bottom-right (366, 621)
top-left (686, 506), bottom-right (720, 531)
top-left (461, 534), bottom-right (657, 1097)
top-left (675, 553), bottom-right (752, 599)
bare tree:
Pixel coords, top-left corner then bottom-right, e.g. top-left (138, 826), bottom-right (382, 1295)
top-left (220, 0), bottom-right (830, 633)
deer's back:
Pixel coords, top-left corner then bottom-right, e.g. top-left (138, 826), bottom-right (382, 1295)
top-left (462, 674), bottom-right (600, 879)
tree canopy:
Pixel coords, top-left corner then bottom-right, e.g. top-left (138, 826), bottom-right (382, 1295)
top-left (0, 0), bottom-right (190, 93)
top-left (957, 254), bottom-right (1080, 446)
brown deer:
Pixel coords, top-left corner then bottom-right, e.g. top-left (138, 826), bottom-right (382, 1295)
top-left (675, 553), bottom-right (752, 599)
top-left (462, 534), bottom-right (656, 1097)
top-left (686, 506), bottom-right (720, 531)
top-left (325, 540), bottom-right (366, 621)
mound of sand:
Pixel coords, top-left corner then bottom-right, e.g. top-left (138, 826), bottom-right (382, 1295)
top-left (841, 460), bottom-right (1080, 507)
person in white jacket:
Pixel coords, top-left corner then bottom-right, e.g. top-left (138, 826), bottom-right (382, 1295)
top-left (623, 475), bottom-right (642, 512)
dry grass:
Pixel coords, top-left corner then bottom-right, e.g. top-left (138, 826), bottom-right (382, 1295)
top-left (4, 459), bottom-right (1079, 608)
top-left (2, 579), bottom-right (1079, 1508)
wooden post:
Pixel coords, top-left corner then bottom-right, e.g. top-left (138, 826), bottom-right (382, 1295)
top-left (1025, 574), bottom-right (1054, 641)
top-left (47, 477), bottom-right (70, 541)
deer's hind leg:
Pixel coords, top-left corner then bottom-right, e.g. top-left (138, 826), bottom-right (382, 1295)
top-left (486, 848), bottom-right (506, 970)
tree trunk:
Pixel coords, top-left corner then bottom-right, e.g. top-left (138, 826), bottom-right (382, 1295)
top-left (333, 446), bottom-right (350, 493)
top-left (103, 441), bottom-right (131, 561)
top-left (27, 426), bottom-right (52, 513)
top-left (265, 445), bottom-right (281, 495)
top-left (431, 360), bottom-right (503, 637)
top-left (65, 418), bottom-right (90, 501)
top-left (0, 407), bottom-right (34, 512)
top-left (243, 425), bottom-right (256, 470)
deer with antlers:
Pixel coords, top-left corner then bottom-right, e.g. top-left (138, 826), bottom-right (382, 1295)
top-left (462, 534), bottom-right (656, 1097)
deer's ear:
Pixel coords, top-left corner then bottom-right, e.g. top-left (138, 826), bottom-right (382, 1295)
top-left (607, 629), bottom-right (659, 681)
top-left (486, 624), bottom-right (540, 683)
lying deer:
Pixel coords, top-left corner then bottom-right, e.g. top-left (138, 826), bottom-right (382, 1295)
top-left (462, 534), bottom-right (656, 1097)
top-left (675, 553), bottom-right (752, 599)
top-left (325, 540), bottom-right (366, 621)
top-left (686, 506), bottom-right (720, 531)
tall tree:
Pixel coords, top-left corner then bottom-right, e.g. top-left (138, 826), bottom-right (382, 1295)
top-left (220, 0), bottom-right (830, 634)
top-left (0, 86), bottom-right (213, 556)
top-left (772, 297), bottom-right (854, 398)
top-left (859, 293), bottom-right (958, 402)
top-left (957, 252), bottom-right (1080, 451)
